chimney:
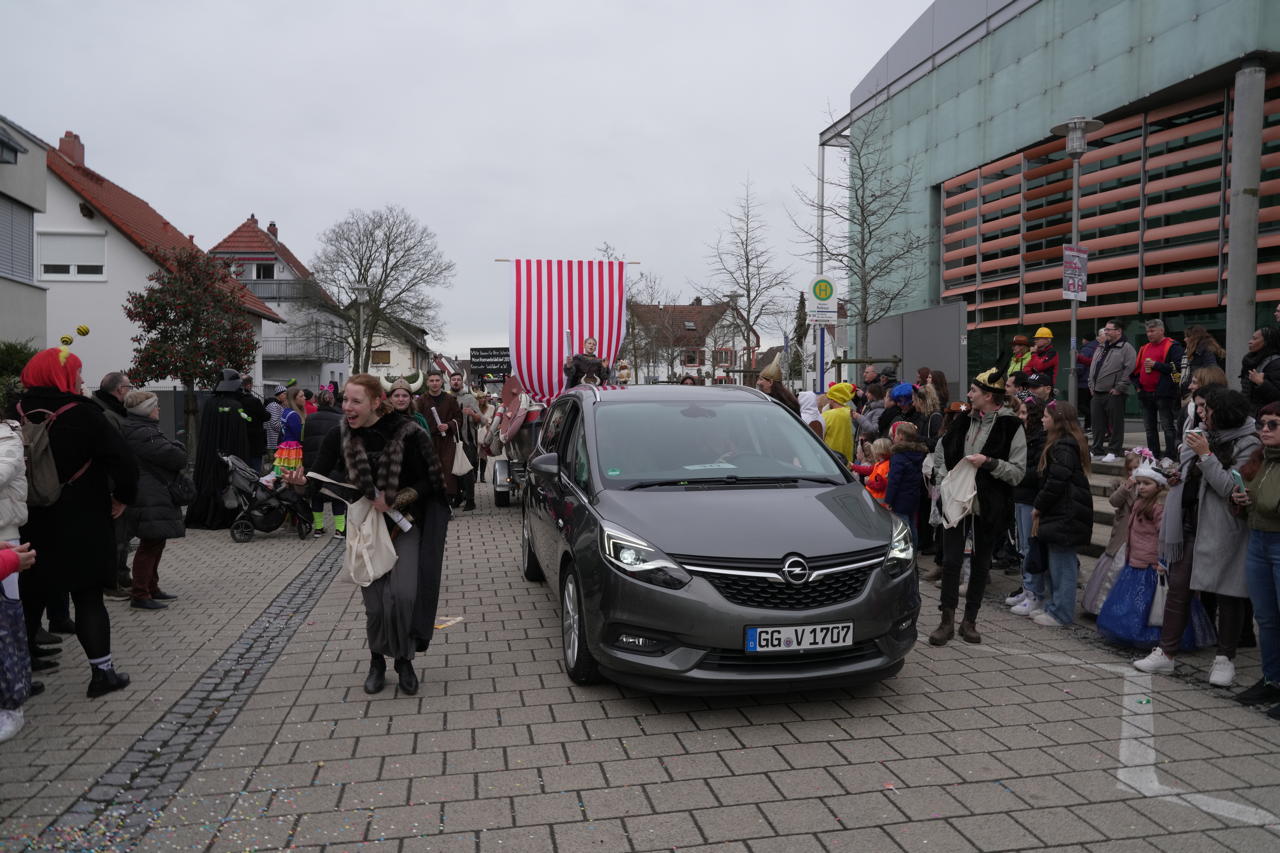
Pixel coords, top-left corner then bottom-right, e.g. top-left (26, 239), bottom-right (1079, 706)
top-left (267, 221), bottom-right (278, 239)
top-left (692, 296), bottom-right (703, 306)
top-left (59, 132), bottom-right (84, 167)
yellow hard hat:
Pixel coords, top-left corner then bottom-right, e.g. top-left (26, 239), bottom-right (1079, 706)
top-left (1034, 327), bottom-right (1053, 340)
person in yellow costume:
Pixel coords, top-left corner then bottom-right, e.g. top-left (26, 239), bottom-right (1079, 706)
top-left (820, 382), bottom-right (859, 464)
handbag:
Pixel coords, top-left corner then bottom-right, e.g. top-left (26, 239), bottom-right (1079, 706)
top-left (451, 438), bottom-right (474, 476)
top-left (344, 497), bottom-right (399, 587)
top-left (168, 471), bottom-right (197, 506)
top-left (1148, 564), bottom-right (1169, 627)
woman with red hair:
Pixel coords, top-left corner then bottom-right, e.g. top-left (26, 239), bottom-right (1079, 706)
top-left (18, 347), bottom-right (138, 698)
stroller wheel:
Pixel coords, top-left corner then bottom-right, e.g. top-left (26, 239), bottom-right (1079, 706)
top-left (296, 518), bottom-right (313, 540)
top-left (230, 518), bottom-right (254, 543)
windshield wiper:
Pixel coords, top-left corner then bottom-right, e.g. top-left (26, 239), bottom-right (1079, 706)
top-left (625, 475), bottom-right (841, 490)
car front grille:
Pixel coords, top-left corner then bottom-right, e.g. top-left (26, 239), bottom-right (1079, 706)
top-left (699, 639), bottom-right (882, 670)
top-left (670, 547), bottom-right (887, 610)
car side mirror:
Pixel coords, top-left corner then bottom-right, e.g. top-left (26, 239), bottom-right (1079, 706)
top-left (530, 452), bottom-right (559, 476)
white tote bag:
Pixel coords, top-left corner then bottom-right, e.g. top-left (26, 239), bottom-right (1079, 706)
top-left (451, 437), bottom-right (474, 476)
top-left (344, 497), bottom-right (399, 587)
top-left (938, 462), bottom-right (978, 529)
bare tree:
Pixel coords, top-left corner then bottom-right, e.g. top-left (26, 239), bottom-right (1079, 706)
top-left (598, 242), bottom-right (679, 383)
top-left (791, 106), bottom-right (927, 358)
top-left (698, 181), bottom-right (790, 370)
top-left (312, 205), bottom-right (455, 373)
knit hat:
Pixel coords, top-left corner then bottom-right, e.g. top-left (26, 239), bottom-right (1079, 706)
top-left (1132, 463), bottom-right (1167, 487)
top-left (1034, 327), bottom-right (1053, 340)
top-left (973, 367), bottom-right (1005, 395)
top-left (125, 390), bottom-right (158, 416)
top-left (758, 352), bottom-right (784, 382)
top-left (889, 382), bottom-right (915, 402)
top-left (1011, 335), bottom-right (1030, 347)
top-left (826, 382), bottom-right (854, 406)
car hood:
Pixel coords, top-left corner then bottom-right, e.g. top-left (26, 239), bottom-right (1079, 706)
top-left (593, 482), bottom-right (892, 560)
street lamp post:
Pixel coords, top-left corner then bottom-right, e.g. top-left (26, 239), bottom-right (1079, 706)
top-left (1051, 116), bottom-right (1103, 411)
top-left (354, 282), bottom-right (369, 373)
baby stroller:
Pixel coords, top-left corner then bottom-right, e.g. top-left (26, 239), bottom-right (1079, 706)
top-left (221, 454), bottom-right (312, 543)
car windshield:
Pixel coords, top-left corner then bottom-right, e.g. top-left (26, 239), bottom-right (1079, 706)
top-left (592, 399), bottom-right (847, 488)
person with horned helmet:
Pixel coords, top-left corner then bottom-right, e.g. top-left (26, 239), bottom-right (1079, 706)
top-left (382, 373), bottom-right (429, 431)
top-left (754, 352), bottom-right (800, 415)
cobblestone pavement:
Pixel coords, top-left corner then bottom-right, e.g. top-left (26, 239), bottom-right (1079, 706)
top-left (3, 485), bottom-right (1280, 852)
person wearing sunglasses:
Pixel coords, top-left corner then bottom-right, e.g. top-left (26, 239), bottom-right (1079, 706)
top-left (1237, 401), bottom-right (1280, 719)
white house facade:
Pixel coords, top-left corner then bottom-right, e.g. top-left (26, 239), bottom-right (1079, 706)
top-left (0, 115), bottom-right (47, 348)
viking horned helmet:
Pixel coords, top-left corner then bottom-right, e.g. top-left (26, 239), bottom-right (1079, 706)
top-left (380, 371), bottom-right (425, 394)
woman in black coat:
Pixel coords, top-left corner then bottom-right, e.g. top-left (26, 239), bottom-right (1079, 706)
top-left (18, 348), bottom-right (138, 698)
top-left (1031, 402), bottom-right (1093, 628)
top-left (1242, 326), bottom-right (1280, 416)
top-left (302, 389), bottom-right (346, 538)
top-left (120, 391), bottom-right (188, 610)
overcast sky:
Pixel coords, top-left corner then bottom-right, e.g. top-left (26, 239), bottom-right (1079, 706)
top-left (9, 0), bottom-right (930, 356)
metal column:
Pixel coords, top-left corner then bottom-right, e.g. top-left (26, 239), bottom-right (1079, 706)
top-left (1225, 60), bottom-right (1266, 390)
top-left (1069, 157), bottom-right (1080, 410)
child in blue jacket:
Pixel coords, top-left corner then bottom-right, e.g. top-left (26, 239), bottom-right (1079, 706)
top-left (885, 421), bottom-right (929, 546)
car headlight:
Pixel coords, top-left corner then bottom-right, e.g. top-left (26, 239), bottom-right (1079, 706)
top-left (883, 516), bottom-right (915, 578)
top-left (600, 525), bottom-right (691, 589)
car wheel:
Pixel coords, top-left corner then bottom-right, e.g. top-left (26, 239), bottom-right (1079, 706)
top-left (230, 518), bottom-right (254, 543)
top-left (521, 510), bottom-right (544, 582)
top-left (560, 566), bottom-right (601, 685)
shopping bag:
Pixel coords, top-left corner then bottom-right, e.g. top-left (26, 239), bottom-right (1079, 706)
top-left (0, 593), bottom-right (31, 710)
top-left (1148, 565), bottom-right (1169, 627)
top-left (1081, 543), bottom-right (1126, 615)
top-left (1180, 595), bottom-right (1219, 651)
top-left (1096, 564), bottom-right (1163, 648)
top-left (938, 463), bottom-right (977, 528)
top-left (344, 497), bottom-right (399, 587)
top-left (451, 438), bottom-right (474, 476)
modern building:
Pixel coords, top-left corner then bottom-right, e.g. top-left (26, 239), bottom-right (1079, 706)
top-left (211, 214), bottom-right (348, 393)
top-left (0, 116), bottom-right (48, 348)
top-left (822, 0), bottom-right (1280, 384)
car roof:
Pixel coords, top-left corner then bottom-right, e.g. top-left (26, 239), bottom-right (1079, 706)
top-left (562, 384), bottom-right (772, 404)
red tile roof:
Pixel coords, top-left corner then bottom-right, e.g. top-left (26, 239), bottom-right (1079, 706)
top-left (629, 302), bottom-right (731, 347)
top-left (45, 146), bottom-right (282, 323)
top-left (210, 215), bottom-right (313, 280)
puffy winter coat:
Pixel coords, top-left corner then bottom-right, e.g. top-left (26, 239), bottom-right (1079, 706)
top-left (1012, 428), bottom-right (1046, 505)
top-left (1033, 439), bottom-right (1093, 548)
top-left (303, 405), bottom-right (343, 469)
top-left (121, 413), bottom-right (188, 541)
top-left (0, 420), bottom-right (28, 540)
top-left (884, 441), bottom-right (928, 516)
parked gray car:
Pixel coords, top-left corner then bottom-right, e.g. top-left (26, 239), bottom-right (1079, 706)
top-left (521, 384), bottom-right (920, 694)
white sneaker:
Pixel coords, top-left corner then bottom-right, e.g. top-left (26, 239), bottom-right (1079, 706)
top-left (1209, 656), bottom-right (1236, 687)
top-left (1100, 453), bottom-right (1117, 464)
top-left (1011, 597), bottom-right (1039, 616)
top-left (1133, 647), bottom-right (1176, 674)
top-left (0, 709), bottom-right (24, 744)
top-left (958, 583), bottom-right (968, 596)
top-left (1005, 590), bottom-right (1026, 606)
top-left (1032, 611), bottom-right (1063, 627)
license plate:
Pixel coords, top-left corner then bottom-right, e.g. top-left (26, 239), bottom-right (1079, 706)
top-left (745, 622), bottom-right (853, 653)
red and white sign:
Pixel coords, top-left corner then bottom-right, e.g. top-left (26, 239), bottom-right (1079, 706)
top-left (509, 259), bottom-right (628, 403)
top-left (1062, 245), bottom-right (1088, 302)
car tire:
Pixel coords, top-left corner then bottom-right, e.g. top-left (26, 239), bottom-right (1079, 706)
top-left (494, 488), bottom-right (510, 507)
top-left (560, 566), bottom-right (601, 685)
top-left (521, 509), bottom-right (544, 582)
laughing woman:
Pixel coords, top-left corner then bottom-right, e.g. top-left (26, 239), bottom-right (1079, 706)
top-left (285, 374), bottom-right (450, 695)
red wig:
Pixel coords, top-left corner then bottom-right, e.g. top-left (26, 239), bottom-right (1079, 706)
top-left (21, 347), bottom-right (83, 394)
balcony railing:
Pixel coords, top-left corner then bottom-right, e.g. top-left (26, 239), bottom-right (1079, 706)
top-left (244, 279), bottom-right (327, 302)
top-left (261, 336), bottom-right (347, 362)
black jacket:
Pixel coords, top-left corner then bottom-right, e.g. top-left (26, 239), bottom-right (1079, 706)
top-left (1033, 439), bottom-right (1093, 548)
top-left (1012, 428), bottom-right (1047, 505)
top-left (1241, 348), bottom-right (1280, 414)
top-left (303, 404), bottom-right (343, 469)
top-left (91, 389), bottom-right (128, 431)
top-left (878, 406), bottom-right (926, 440)
top-left (18, 388), bottom-right (139, 591)
top-left (239, 391), bottom-right (268, 457)
top-left (121, 413), bottom-right (188, 540)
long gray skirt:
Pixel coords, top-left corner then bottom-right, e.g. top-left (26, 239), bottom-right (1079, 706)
top-left (361, 501), bottom-right (449, 660)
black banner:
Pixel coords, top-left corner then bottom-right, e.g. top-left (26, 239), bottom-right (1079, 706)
top-left (469, 347), bottom-right (512, 376)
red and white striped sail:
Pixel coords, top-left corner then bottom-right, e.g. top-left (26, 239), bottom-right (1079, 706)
top-left (509, 259), bottom-right (628, 403)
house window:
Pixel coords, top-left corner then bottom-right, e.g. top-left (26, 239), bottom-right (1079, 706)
top-left (255, 263), bottom-right (275, 280)
top-left (683, 321), bottom-right (696, 331)
top-left (0, 197), bottom-right (35, 284)
top-left (682, 348), bottom-right (701, 367)
top-left (714, 348), bottom-right (735, 367)
top-left (37, 232), bottom-right (106, 280)
top-left (371, 350), bottom-right (391, 365)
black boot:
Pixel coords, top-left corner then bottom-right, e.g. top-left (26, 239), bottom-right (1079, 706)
top-left (364, 654), bottom-right (386, 695)
top-left (394, 658), bottom-right (419, 695)
top-left (87, 666), bottom-right (130, 699)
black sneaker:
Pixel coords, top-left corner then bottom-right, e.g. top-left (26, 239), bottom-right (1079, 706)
top-left (151, 590), bottom-right (178, 601)
top-left (30, 645), bottom-right (61, 658)
top-left (1235, 678), bottom-right (1280, 705)
top-left (87, 667), bottom-right (130, 699)
top-left (130, 598), bottom-right (167, 610)
top-left (31, 658), bottom-right (58, 672)
top-left (313, 527), bottom-right (326, 538)
top-left (34, 629), bottom-right (62, 646)
top-left (48, 618), bottom-right (77, 634)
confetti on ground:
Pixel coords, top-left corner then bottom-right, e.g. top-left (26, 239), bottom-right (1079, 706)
top-left (435, 615), bottom-right (464, 629)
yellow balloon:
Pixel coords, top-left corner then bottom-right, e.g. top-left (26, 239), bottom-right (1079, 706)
top-left (76, 324), bottom-right (90, 337)
top-left (59, 334), bottom-right (73, 346)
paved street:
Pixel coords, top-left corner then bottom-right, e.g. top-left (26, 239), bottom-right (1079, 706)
top-left (3, 487), bottom-right (1280, 853)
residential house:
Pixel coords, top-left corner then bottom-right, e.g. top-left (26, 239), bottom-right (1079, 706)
top-left (368, 317), bottom-right (433, 380)
top-left (211, 214), bottom-right (347, 392)
top-left (626, 297), bottom-right (759, 384)
top-left (36, 132), bottom-right (281, 387)
top-left (0, 116), bottom-right (47, 347)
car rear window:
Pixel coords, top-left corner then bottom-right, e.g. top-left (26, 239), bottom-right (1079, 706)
top-left (592, 400), bottom-right (846, 486)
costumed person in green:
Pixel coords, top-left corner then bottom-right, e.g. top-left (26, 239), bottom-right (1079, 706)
top-left (185, 369), bottom-right (250, 529)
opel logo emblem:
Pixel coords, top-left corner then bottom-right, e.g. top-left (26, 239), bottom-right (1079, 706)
top-left (782, 555), bottom-right (811, 586)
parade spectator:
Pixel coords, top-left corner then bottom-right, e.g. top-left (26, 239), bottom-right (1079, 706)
top-left (1008, 397), bottom-right (1047, 616)
top-left (928, 368), bottom-right (1027, 646)
top-left (862, 363), bottom-right (894, 390)
top-left (1006, 371), bottom-right (1032, 404)
top-left (879, 383), bottom-right (925, 437)
top-left (1081, 448), bottom-right (1148, 616)
top-left (281, 387), bottom-right (306, 445)
top-left (1007, 335), bottom-right (1032, 376)
top-left (120, 391), bottom-right (186, 611)
top-left (797, 391), bottom-right (824, 438)
top-left (1026, 372), bottom-right (1055, 403)
top-left (1028, 327), bottom-right (1059, 384)
top-left (754, 355), bottom-right (801, 416)
top-left (1134, 318), bottom-right (1185, 460)
top-left (1076, 330), bottom-right (1102, 429)
top-left (1098, 463), bottom-right (1169, 646)
top-left (1031, 402), bottom-right (1093, 627)
top-left (418, 371), bottom-right (463, 501)
top-left (927, 369), bottom-right (950, 410)
top-left (0, 412), bottom-right (34, 742)
top-left (1238, 400), bottom-right (1280, 717)
top-left (820, 383), bottom-right (856, 462)
top-left (303, 389), bottom-right (345, 539)
top-left (913, 384), bottom-right (944, 446)
top-left (302, 388), bottom-right (318, 416)
top-left (239, 376), bottom-right (268, 474)
top-left (1089, 319), bottom-right (1137, 461)
top-left (475, 393), bottom-right (496, 483)
top-left (1179, 326), bottom-right (1225, 399)
top-left (451, 372), bottom-right (482, 512)
top-left (852, 438), bottom-right (891, 503)
top-left (885, 422), bottom-right (928, 545)
top-left (679, 375), bottom-right (698, 386)
top-left (91, 371), bottom-right (133, 597)
top-left (19, 347), bottom-right (138, 698)
top-left (285, 373), bottom-right (450, 696)
top-left (186, 370), bottom-right (250, 530)
top-left (1182, 366), bottom-right (1228, 439)
top-left (855, 384), bottom-right (886, 439)
top-left (1241, 326), bottom-right (1280, 416)
top-left (265, 384), bottom-right (287, 456)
